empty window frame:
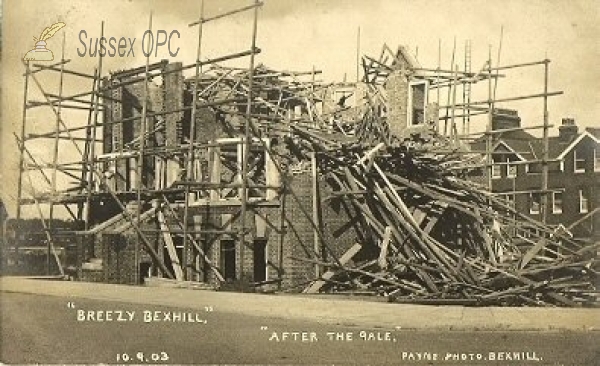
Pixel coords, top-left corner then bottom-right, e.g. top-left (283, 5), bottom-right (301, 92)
top-left (334, 90), bottom-right (356, 108)
top-left (253, 239), bottom-right (268, 282)
top-left (220, 239), bottom-right (236, 281)
top-left (210, 138), bottom-right (279, 201)
top-left (407, 80), bottom-right (428, 126)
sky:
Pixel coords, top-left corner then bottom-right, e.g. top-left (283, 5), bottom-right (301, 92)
top-left (1, 0), bottom-right (598, 217)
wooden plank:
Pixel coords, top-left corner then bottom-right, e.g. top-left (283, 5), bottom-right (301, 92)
top-left (340, 168), bottom-right (379, 249)
top-left (478, 222), bottom-right (499, 266)
top-left (311, 152), bottom-right (322, 277)
top-left (209, 146), bottom-right (221, 201)
top-left (423, 202), bottom-right (447, 234)
top-left (265, 139), bottom-right (280, 200)
top-left (112, 207), bottom-right (158, 234)
top-left (157, 210), bottom-right (184, 281)
top-left (378, 226), bottom-right (392, 269)
top-left (412, 207), bottom-right (428, 228)
top-left (304, 243), bottom-right (362, 294)
top-left (520, 238), bottom-right (547, 269)
top-left (87, 212), bottom-right (126, 234)
top-left (295, 255), bottom-right (422, 294)
top-left (161, 198), bottom-right (225, 283)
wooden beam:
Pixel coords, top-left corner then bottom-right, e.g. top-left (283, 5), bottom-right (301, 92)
top-left (378, 226), bottom-right (392, 269)
top-left (157, 210), bottom-right (184, 280)
top-left (304, 243), bottom-right (362, 294)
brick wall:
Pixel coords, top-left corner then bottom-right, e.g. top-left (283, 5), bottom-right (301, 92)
top-left (81, 170), bottom-right (376, 290)
top-left (102, 232), bottom-right (137, 284)
top-left (164, 62), bottom-right (184, 147)
top-left (81, 202), bottom-right (159, 285)
top-left (386, 70), bottom-right (409, 137)
top-left (279, 172), bottom-right (361, 290)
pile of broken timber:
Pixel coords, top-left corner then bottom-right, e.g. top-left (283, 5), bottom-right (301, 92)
top-left (290, 137), bottom-right (598, 307)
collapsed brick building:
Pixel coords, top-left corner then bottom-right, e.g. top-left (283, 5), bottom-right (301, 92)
top-left (76, 49), bottom-right (438, 288)
top-left (71, 42), bottom-right (459, 289)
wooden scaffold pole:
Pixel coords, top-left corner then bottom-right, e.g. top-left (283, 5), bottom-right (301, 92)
top-left (86, 21), bottom-right (104, 227)
top-left (15, 62), bottom-right (31, 264)
top-left (240, 0), bottom-right (260, 282)
top-left (79, 68), bottom-right (98, 223)
top-left (136, 13), bottom-right (152, 283)
top-left (182, 0), bottom-right (205, 282)
top-left (540, 58), bottom-right (550, 226)
top-left (486, 45), bottom-right (493, 192)
top-left (84, 22), bottom-right (104, 269)
top-left (47, 33), bottom-right (66, 274)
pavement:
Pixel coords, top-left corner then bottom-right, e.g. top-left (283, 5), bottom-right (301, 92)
top-left (2, 276), bottom-right (599, 331)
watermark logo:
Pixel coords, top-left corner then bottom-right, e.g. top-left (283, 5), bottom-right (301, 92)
top-left (77, 29), bottom-right (180, 58)
top-left (23, 22), bottom-right (66, 62)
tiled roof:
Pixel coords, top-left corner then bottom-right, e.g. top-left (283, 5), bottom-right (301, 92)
top-left (586, 127), bottom-right (600, 139)
top-left (471, 129), bottom-right (538, 159)
top-left (469, 126), bottom-right (597, 161)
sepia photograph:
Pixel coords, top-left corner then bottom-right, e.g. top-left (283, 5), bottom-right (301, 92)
top-left (1, 0), bottom-right (599, 364)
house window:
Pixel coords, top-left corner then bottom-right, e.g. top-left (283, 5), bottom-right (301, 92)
top-left (492, 156), bottom-right (509, 179)
top-left (579, 189), bottom-right (589, 213)
top-left (526, 162), bottom-right (541, 174)
top-left (552, 191), bottom-right (563, 214)
top-left (574, 150), bottom-right (586, 173)
top-left (507, 162), bottom-right (517, 178)
top-left (408, 81), bottom-right (428, 126)
top-left (549, 160), bottom-right (562, 172)
top-left (529, 193), bottom-right (541, 215)
top-left (492, 164), bottom-right (502, 179)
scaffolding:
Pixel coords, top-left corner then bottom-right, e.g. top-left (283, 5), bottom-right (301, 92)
top-left (15, 1), bottom-right (334, 286)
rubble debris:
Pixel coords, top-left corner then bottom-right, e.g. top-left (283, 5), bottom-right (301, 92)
top-left (289, 131), bottom-right (598, 306)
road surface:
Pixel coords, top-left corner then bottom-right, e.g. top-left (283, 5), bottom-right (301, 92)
top-left (1, 292), bottom-right (598, 365)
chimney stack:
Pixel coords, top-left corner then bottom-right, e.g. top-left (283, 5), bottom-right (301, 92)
top-left (559, 118), bottom-right (578, 142)
top-left (492, 109), bottom-right (521, 131)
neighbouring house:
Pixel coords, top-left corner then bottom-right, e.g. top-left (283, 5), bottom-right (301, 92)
top-left (471, 111), bottom-right (599, 240)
